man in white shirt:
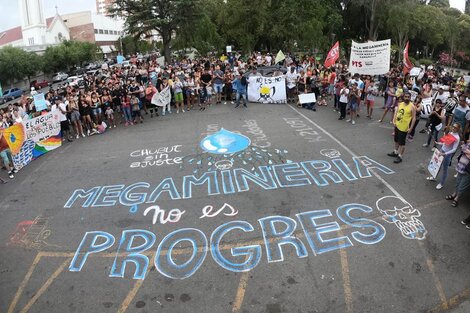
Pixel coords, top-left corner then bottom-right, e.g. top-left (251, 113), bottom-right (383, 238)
top-left (52, 97), bottom-right (73, 142)
top-left (286, 67), bottom-right (299, 103)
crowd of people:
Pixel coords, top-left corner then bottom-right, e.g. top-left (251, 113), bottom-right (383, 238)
top-left (1, 51), bottom-right (470, 227)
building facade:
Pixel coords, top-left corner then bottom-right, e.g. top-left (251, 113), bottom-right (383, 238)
top-left (96, 0), bottom-right (114, 15)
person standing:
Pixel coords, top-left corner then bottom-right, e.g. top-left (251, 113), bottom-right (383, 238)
top-left (338, 83), bottom-right (350, 120)
top-left (347, 83), bottom-right (360, 125)
top-left (446, 139), bottom-right (470, 207)
top-left (0, 129), bottom-right (18, 179)
top-left (200, 68), bottom-right (212, 110)
top-left (232, 73), bottom-right (248, 108)
top-left (145, 82), bottom-right (158, 117)
top-left (449, 95), bottom-right (470, 141)
top-left (213, 65), bottom-right (224, 104)
top-left (387, 92), bottom-right (416, 163)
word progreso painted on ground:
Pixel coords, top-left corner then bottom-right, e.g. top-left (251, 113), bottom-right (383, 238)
top-left (129, 145), bottom-right (183, 168)
top-left (242, 120), bottom-right (271, 148)
top-left (69, 203), bottom-right (387, 280)
top-left (64, 156), bottom-right (394, 209)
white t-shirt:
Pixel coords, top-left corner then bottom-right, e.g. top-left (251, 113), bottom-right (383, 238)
top-left (52, 102), bottom-right (68, 122)
top-left (366, 86), bottom-right (377, 101)
top-left (286, 71), bottom-right (299, 89)
top-left (453, 105), bottom-right (470, 121)
top-left (339, 88), bottom-right (350, 103)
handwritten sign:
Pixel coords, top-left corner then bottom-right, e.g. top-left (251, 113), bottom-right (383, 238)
top-left (298, 93), bottom-right (317, 104)
top-left (428, 149), bottom-right (444, 179)
top-left (33, 93), bottom-right (47, 111)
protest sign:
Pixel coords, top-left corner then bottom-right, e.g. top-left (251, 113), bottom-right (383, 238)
top-left (2, 111), bottom-right (62, 170)
top-left (247, 75), bottom-right (287, 103)
top-left (409, 90), bottom-right (418, 102)
top-left (33, 93), bottom-right (47, 111)
top-left (226, 45), bottom-right (232, 53)
top-left (410, 67), bottom-right (422, 77)
top-left (298, 93), bottom-right (317, 104)
top-left (151, 86), bottom-right (172, 107)
top-left (349, 39), bottom-right (391, 75)
top-left (428, 149), bottom-right (444, 179)
top-left (420, 98), bottom-right (433, 118)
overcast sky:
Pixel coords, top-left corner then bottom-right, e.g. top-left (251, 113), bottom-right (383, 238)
top-left (0, 0), bottom-right (466, 32)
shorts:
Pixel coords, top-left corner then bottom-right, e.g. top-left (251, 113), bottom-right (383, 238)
top-left (175, 92), bottom-right (184, 102)
top-left (214, 84), bottom-right (224, 94)
top-left (328, 84), bottom-right (335, 94)
top-left (70, 111), bottom-right (81, 122)
top-left (349, 101), bottom-right (358, 111)
top-left (92, 107), bottom-right (102, 116)
top-left (60, 120), bottom-right (70, 132)
top-left (394, 127), bottom-right (407, 146)
top-left (366, 99), bottom-right (375, 107)
top-left (0, 148), bottom-right (12, 166)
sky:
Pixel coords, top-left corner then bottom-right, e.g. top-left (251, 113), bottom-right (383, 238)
top-left (0, 0), bottom-right (466, 32)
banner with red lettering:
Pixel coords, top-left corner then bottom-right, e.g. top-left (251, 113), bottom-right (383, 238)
top-left (348, 39), bottom-right (391, 75)
top-left (324, 41), bottom-right (340, 68)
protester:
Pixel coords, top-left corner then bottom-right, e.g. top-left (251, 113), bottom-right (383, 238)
top-left (0, 129), bottom-right (18, 179)
top-left (446, 139), bottom-right (470, 207)
top-left (387, 92), bottom-right (416, 163)
top-left (232, 72), bottom-right (248, 108)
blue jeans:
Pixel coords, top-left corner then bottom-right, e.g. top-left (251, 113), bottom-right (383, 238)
top-left (427, 126), bottom-right (439, 146)
top-left (236, 92), bottom-right (247, 106)
top-left (122, 106), bottom-right (132, 122)
top-left (439, 153), bottom-right (452, 185)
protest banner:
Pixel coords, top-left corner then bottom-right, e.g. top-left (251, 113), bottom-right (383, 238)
top-left (33, 93), bottom-right (47, 111)
top-left (151, 86), bottom-right (172, 107)
top-left (428, 149), bottom-right (444, 179)
top-left (349, 39), bottom-right (391, 75)
top-left (298, 93), bottom-right (317, 104)
top-left (247, 75), bottom-right (287, 104)
top-left (2, 111), bottom-right (62, 170)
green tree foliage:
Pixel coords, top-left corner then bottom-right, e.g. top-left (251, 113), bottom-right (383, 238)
top-left (0, 47), bottom-right (41, 85)
top-left (42, 41), bottom-right (98, 73)
top-left (110, 0), bottom-right (200, 62)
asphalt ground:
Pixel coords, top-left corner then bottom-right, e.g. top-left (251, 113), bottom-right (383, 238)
top-left (0, 97), bottom-right (469, 313)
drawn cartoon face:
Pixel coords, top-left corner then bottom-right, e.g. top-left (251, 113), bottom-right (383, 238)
top-left (320, 149), bottom-right (341, 159)
top-left (375, 196), bottom-right (427, 240)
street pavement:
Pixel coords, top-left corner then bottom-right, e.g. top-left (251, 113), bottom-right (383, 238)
top-left (0, 98), bottom-right (469, 313)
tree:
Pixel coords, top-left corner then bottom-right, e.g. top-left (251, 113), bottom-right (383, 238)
top-left (0, 47), bottom-right (40, 86)
top-left (386, 1), bottom-right (418, 60)
top-left (110, 0), bottom-right (201, 63)
top-left (42, 41), bottom-right (98, 73)
top-left (412, 5), bottom-right (448, 57)
top-left (428, 0), bottom-right (450, 8)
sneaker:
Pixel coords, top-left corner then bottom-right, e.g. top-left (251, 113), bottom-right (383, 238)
top-left (177, 110), bottom-right (179, 114)
top-left (113, 125), bottom-right (116, 128)
top-left (393, 156), bottom-right (403, 164)
top-left (12, 168), bottom-right (18, 174)
top-left (422, 143), bottom-right (429, 147)
top-left (436, 183), bottom-right (443, 190)
top-left (352, 120), bottom-right (356, 125)
top-left (338, 117), bottom-right (344, 120)
top-left (461, 220), bottom-right (468, 226)
top-left (76, 134), bottom-right (79, 139)
top-left (454, 173), bottom-right (458, 178)
top-left (87, 129), bottom-right (90, 136)
top-left (346, 119), bottom-right (351, 123)
top-left (8, 172), bottom-right (14, 179)
top-left (231, 101), bottom-right (235, 104)
top-left (387, 152), bottom-right (398, 157)
top-left (426, 176), bottom-right (436, 181)
top-left (82, 133), bottom-right (86, 138)
top-left (224, 102), bottom-right (227, 105)
top-left (182, 109), bottom-right (185, 113)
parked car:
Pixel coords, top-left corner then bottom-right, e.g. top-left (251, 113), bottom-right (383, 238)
top-left (66, 76), bottom-right (86, 88)
top-left (1, 88), bottom-right (23, 103)
top-left (53, 72), bottom-right (68, 82)
top-left (30, 80), bottom-right (50, 90)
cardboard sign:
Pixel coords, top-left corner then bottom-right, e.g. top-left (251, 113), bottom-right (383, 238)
top-left (428, 149), bottom-right (444, 179)
top-left (33, 93), bottom-right (47, 111)
top-left (298, 93), bottom-right (317, 104)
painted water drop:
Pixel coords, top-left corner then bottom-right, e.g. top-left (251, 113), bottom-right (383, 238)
top-left (129, 205), bottom-right (139, 214)
top-left (200, 128), bottom-right (251, 155)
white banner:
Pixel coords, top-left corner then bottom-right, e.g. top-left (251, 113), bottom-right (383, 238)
top-left (349, 39), bottom-right (391, 75)
top-left (22, 111), bottom-right (61, 143)
top-left (151, 86), bottom-right (172, 107)
top-left (247, 75), bottom-right (287, 104)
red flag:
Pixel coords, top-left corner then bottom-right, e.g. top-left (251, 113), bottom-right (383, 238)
top-left (324, 41), bottom-right (340, 68)
top-left (403, 41), bottom-right (413, 75)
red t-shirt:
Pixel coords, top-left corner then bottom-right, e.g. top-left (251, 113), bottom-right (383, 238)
top-left (329, 72), bottom-right (336, 84)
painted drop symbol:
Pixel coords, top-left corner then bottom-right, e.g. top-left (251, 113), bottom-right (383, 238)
top-left (200, 128), bottom-right (251, 155)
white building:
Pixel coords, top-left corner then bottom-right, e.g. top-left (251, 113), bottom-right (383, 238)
top-left (0, 0), bottom-right (69, 53)
top-left (0, 0), bottom-right (124, 55)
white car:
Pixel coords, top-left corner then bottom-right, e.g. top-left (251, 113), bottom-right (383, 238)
top-left (66, 76), bottom-right (85, 88)
top-left (53, 72), bottom-right (68, 82)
